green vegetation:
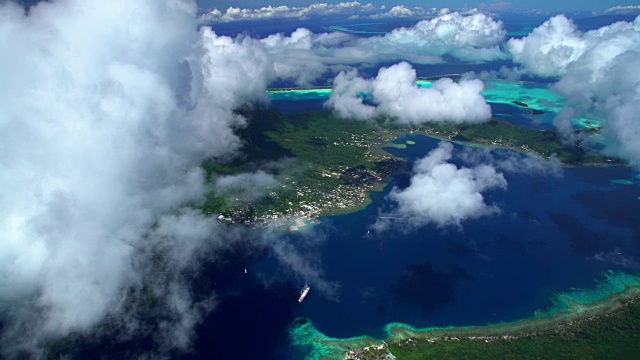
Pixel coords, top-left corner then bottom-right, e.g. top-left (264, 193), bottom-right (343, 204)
top-left (200, 109), bottom-right (621, 222)
top-left (338, 273), bottom-right (640, 360)
top-left (387, 299), bottom-right (640, 360)
top-left (201, 108), bottom-right (403, 222)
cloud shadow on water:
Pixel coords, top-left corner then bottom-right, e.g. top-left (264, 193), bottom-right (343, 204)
top-left (389, 261), bottom-right (473, 316)
top-left (547, 212), bottom-right (606, 256)
top-left (572, 189), bottom-right (640, 242)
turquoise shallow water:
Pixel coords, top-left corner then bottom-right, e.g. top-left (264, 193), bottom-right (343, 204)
top-left (291, 270), bottom-right (640, 360)
top-left (283, 135), bottom-right (640, 359)
top-left (260, 84), bottom-right (637, 360)
top-left (268, 88), bottom-right (332, 102)
top-left (506, 26), bottom-right (536, 37)
top-left (267, 80), bottom-right (601, 129)
top-left (325, 24), bottom-right (387, 35)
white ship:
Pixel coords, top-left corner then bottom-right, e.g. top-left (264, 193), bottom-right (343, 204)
top-left (298, 284), bottom-right (310, 302)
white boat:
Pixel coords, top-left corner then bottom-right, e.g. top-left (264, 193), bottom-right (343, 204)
top-left (298, 284), bottom-right (310, 302)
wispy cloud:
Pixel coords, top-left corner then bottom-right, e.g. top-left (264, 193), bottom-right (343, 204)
top-left (198, 11), bottom-right (509, 90)
top-left (478, 1), bottom-right (510, 11)
top-left (459, 147), bottom-right (563, 177)
top-left (601, 5), bottom-right (640, 15)
top-left (0, 0), bottom-right (297, 356)
top-left (589, 248), bottom-right (639, 270)
top-left (263, 230), bottom-right (342, 301)
top-left (215, 171), bottom-right (280, 201)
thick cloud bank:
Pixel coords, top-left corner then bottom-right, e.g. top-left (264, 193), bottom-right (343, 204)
top-left (201, 11), bottom-right (508, 81)
top-left (508, 15), bottom-right (640, 78)
top-left (507, 15), bottom-right (588, 77)
top-left (258, 27), bottom-right (358, 85)
top-left (509, 15), bottom-right (640, 164)
top-left (375, 142), bottom-right (507, 230)
top-left (361, 11), bottom-right (507, 62)
top-left (0, 0), bottom-right (285, 356)
top-left (603, 5), bottom-right (640, 15)
top-left (326, 62), bottom-right (492, 124)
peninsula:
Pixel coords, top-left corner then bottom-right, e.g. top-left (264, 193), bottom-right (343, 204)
top-left (290, 272), bottom-right (640, 360)
top-left (200, 108), bottom-right (622, 226)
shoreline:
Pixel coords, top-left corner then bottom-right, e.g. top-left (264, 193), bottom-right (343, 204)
top-left (284, 131), bottom-right (629, 228)
top-left (413, 131), bottom-right (626, 168)
top-left (290, 271), bottom-right (640, 360)
top-left (212, 106), bottom-right (627, 229)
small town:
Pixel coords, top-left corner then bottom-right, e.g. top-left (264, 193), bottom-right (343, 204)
top-left (216, 156), bottom-right (404, 230)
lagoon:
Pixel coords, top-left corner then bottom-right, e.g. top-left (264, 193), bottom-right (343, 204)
top-left (268, 80), bottom-right (601, 130)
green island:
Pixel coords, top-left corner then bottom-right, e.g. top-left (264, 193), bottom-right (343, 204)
top-left (291, 271), bottom-right (640, 360)
top-left (200, 88), bottom-right (634, 359)
top-left (200, 107), bottom-right (622, 228)
top-left (201, 108), bottom-right (405, 229)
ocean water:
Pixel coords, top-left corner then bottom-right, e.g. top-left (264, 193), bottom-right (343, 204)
top-left (268, 79), bottom-right (600, 130)
top-left (150, 16), bottom-right (640, 360)
top-left (76, 138), bottom-right (640, 359)
top-left (183, 137), bottom-right (639, 360)
top-left (288, 135), bottom-right (640, 341)
top-left (186, 79), bottom-right (640, 359)
top-left (190, 15), bottom-right (640, 360)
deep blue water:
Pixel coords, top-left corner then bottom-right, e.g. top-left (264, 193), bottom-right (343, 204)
top-left (287, 135), bottom-right (640, 340)
top-left (204, 79), bottom-right (639, 360)
top-left (182, 136), bottom-right (640, 360)
top-left (189, 15), bottom-right (640, 359)
top-left (61, 15), bottom-right (640, 360)
top-left (75, 139), bottom-right (640, 360)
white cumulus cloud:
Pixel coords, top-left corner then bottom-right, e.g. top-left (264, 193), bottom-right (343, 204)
top-left (326, 62), bottom-right (492, 124)
top-left (202, 10), bottom-right (507, 66)
top-left (507, 15), bottom-right (587, 77)
top-left (361, 11), bottom-right (508, 62)
top-left (508, 14), bottom-right (640, 164)
top-left (558, 49), bottom-right (640, 164)
top-left (374, 142), bottom-right (507, 230)
top-left (508, 14), bottom-right (640, 78)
